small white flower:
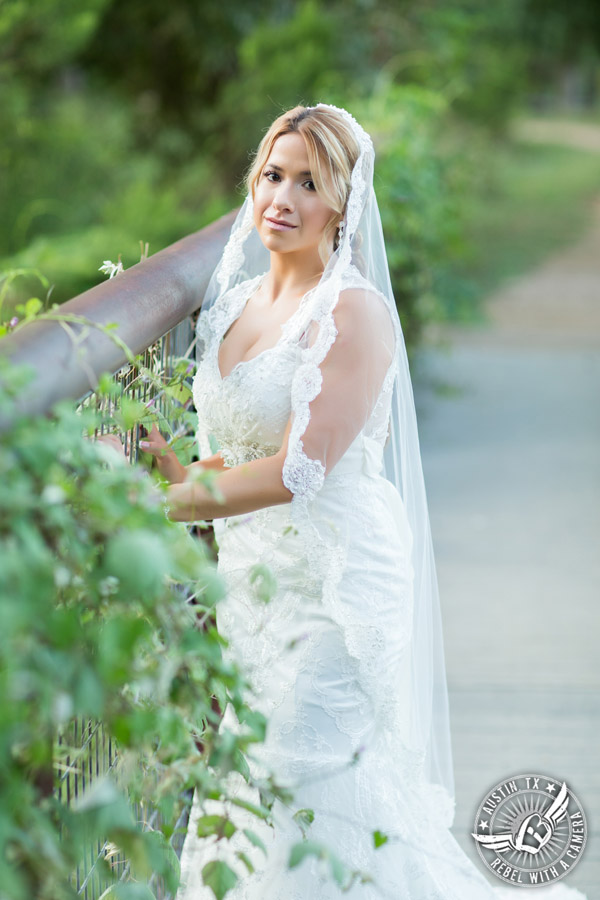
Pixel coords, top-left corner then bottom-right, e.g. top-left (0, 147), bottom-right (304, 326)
top-left (41, 484), bottom-right (66, 505)
top-left (98, 576), bottom-right (119, 598)
top-left (53, 566), bottom-right (71, 588)
top-left (52, 692), bottom-right (73, 724)
top-left (98, 259), bottom-right (124, 279)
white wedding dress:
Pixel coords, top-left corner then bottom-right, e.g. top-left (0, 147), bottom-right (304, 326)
top-left (176, 273), bottom-right (587, 900)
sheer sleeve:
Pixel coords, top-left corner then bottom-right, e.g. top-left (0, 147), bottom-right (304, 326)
top-left (281, 286), bottom-right (396, 501)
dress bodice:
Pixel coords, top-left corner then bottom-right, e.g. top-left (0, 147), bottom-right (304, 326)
top-left (193, 339), bottom-right (301, 468)
top-left (192, 271), bottom-right (396, 475)
top-left (192, 273), bottom-right (308, 468)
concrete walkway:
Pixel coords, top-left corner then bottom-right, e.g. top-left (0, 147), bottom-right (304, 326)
top-left (415, 185), bottom-right (600, 896)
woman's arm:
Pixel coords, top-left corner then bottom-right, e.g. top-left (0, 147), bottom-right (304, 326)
top-left (186, 453), bottom-right (227, 474)
top-left (166, 444), bottom-right (293, 521)
top-left (139, 424), bottom-right (293, 520)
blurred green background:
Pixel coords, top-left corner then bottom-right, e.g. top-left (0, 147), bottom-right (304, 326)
top-left (2, 0), bottom-right (600, 345)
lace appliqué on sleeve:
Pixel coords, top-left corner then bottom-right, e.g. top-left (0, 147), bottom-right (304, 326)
top-left (281, 439), bottom-right (325, 501)
top-left (281, 358), bottom-right (328, 501)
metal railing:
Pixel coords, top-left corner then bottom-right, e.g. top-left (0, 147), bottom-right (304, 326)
top-left (1, 209), bottom-right (236, 897)
top-left (0, 209), bottom-right (236, 425)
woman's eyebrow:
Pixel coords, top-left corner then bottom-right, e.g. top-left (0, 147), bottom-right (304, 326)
top-left (268, 163), bottom-right (313, 178)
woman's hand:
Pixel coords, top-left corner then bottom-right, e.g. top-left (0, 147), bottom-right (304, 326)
top-left (96, 432), bottom-right (129, 461)
top-left (139, 424), bottom-right (186, 483)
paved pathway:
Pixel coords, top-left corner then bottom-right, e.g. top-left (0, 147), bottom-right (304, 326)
top-left (512, 117), bottom-right (600, 154)
top-left (414, 171), bottom-right (600, 896)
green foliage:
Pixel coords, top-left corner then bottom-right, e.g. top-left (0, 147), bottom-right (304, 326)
top-left (2, 0), bottom-right (561, 339)
top-left (456, 137), bottom-right (600, 295)
top-left (0, 81), bottom-right (228, 307)
top-left (212, 0), bottom-right (365, 181)
top-left (351, 83), bottom-right (478, 344)
top-left (0, 0), bottom-right (110, 78)
top-left (3, 0), bottom-right (600, 338)
top-left (201, 860), bottom-right (238, 900)
top-left (409, 1), bottom-right (529, 132)
top-left (0, 300), bottom-right (277, 897)
top-left (292, 807), bottom-right (315, 838)
top-left (372, 829), bottom-right (388, 848)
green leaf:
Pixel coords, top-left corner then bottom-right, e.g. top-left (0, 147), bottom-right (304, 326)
top-left (236, 850), bottom-right (255, 874)
top-left (289, 840), bottom-right (326, 869)
top-left (196, 815), bottom-right (236, 840)
top-left (243, 828), bottom-right (267, 857)
top-left (248, 563), bottom-right (277, 604)
top-left (163, 382), bottom-right (193, 405)
top-left (233, 747), bottom-right (250, 781)
top-left (103, 529), bottom-right (171, 599)
top-left (292, 808), bottom-right (314, 837)
top-left (24, 297), bottom-right (43, 317)
top-left (115, 395), bottom-right (148, 430)
top-left (73, 664), bottom-right (105, 717)
top-left (230, 796), bottom-right (271, 820)
top-left (328, 851), bottom-right (348, 887)
top-left (141, 828), bottom-right (181, 891)
top-left (202, 860), bottom-right (238, 900)
top-left (373, 829), bottom-right (389, 848)
top-left (288, 840), bottom-right (349, 887)
top-left (97, 372), bottom-right (121, 397)
top-left (236, 707), bottom-right (266, 742)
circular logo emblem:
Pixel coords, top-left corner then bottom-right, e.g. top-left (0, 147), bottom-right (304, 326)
top-left (471, 773), bottom-right (587, 888)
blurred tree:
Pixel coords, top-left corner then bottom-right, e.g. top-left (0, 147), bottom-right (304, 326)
top-left (364, 0), bottom-right (529, 133)
top-left (78, 0), bottom-right (282, 160)
top-left (522, 0), bottom-right (600, 107)
top-left (0, 0), bottom-right (110, 78)
top-left (206, 0), bottom-right (371, 188)
top-left (523, 0), bottom-right (600, 62)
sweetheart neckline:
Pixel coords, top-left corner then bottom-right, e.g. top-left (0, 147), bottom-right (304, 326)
top-left (215, 339), bottom-right (292, 382)
top-left (215, 274), bottom-right (314, 382)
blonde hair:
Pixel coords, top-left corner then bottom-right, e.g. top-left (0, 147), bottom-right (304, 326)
top-left (245, 105), bottom-right (360, 265)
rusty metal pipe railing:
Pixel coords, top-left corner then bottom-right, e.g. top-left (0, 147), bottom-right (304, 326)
top-left (0, 209), bottom-right (237, 422)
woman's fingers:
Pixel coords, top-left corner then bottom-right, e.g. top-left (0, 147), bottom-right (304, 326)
top-left (139, 424), bottom-right (170, 456)
top-left (148, 423), bottom-right (165, 444)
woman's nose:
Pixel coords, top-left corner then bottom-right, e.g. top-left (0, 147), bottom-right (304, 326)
top-left (273, 179), bottom-right (294, 210)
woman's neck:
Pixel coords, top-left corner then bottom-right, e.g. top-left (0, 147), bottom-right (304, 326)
top-left (264, 248), bottom-right (327, 304)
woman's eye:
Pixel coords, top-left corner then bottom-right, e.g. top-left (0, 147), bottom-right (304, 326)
top-left (263, 171), bottom-right (314, 191)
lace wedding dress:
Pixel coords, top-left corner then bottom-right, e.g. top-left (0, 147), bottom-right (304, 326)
top-left (175, 272), bottom-right (587, 900)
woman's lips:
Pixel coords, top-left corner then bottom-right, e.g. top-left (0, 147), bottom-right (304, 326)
top-left (265, 218), bottom-right (297, 231)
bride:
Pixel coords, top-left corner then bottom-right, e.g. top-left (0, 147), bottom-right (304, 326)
top-left (142, 104), bottom-right (586, 899)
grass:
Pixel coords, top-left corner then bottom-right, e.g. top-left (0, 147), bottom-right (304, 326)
top-left (458, 136), bottom-right (600, 301)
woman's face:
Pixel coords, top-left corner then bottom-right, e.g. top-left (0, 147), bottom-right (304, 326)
top-left (253, 132), bottom-right (337, 259)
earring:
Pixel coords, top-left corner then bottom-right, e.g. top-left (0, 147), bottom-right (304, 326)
top-left (337, 220), bottom-right (345, 243)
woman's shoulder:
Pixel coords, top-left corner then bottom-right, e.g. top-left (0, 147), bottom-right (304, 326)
top-left (337, 265), bottom-right (390, 314)
top-left (339, 263), bottom-right (385, 300)
top-left (335, 265), bottom-right (399, 344)
top-left (198, 272), bottom-right (265, 332)
top-left (213, 271), bottom-right (266, 309)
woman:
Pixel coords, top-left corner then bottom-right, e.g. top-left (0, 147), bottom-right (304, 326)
top-left (143, 105), bottom-right (586, 899)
